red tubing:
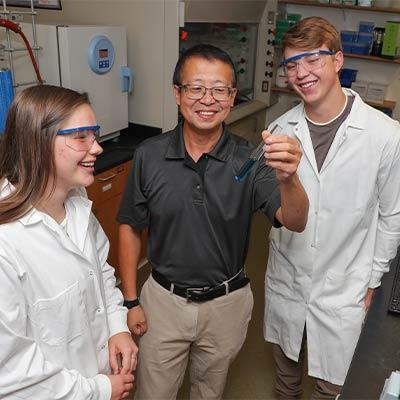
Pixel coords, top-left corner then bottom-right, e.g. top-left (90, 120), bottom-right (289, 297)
top-left (0, 18), bottom-right (43, 84)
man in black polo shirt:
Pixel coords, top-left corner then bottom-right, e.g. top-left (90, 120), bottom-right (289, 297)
top-left (117, 44), bottom-right (308, 400)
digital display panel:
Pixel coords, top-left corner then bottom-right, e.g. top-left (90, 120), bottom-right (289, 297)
top-left (99, 49), bottom-right (108, 59)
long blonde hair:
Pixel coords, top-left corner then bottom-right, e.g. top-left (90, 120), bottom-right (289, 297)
top-left (0, 85), bottom-right (90, 225)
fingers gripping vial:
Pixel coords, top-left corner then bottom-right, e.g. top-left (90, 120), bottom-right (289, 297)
top-left (234, 124), bottom-right (278, 182)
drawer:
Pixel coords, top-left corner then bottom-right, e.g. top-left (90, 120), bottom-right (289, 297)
top-left (87, 162), bottom-right (130, 204)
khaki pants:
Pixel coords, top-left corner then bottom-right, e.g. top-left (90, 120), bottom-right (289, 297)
top-left (135, 275), bottom-right (253, 400)
top-left (272, 333), bottom-right (342, 400)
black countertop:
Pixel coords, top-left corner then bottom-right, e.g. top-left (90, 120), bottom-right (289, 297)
top-left (94, 123), bottom-right (161, 174)
top-left (341, 248), bottom-right (400, 399)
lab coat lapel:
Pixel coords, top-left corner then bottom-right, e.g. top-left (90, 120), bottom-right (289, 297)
top-left (320, 92), bottom-right (366, 174)
top-left (22, 196), bottom-right (92, 258)
top-left (319, 123), bottom-right (348, 174)
top-left (288, 109), bottom-right (320, 180)
top-left (64, 195), bottom-right (92, 253)
top-left (27, 210), bottom-right (83, 258)
top-left (13, 185), bottom-right (92, 259)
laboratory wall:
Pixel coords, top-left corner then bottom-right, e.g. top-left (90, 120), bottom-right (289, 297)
top-left (30, 1), bottom-right (400, 133)
top-left (37, 0), bottom-right (179, 131)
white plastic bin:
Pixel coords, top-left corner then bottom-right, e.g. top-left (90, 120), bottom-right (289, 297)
top-left (351, 80), bottom-right (369, 99)
top-left (366, 82), bottom-right (388, 104)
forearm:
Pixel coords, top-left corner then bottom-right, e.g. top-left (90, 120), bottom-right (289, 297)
top-left (278, 173), bottom-right (309, 232)
top-left (118, 224), bottom-right (142, 299)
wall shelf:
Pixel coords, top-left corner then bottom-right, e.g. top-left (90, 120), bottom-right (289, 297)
top-left (278, 0), bottom-right (400, 14)
top-left (344, 53), bottom-right (400, 64)
top-left (272, 86), bottom-right (397, 110)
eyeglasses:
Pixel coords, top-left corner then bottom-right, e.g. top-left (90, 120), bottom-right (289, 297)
top-left (178, 84), bottom-right (234, 101)
top-left (57, 125), bottom-right (100, 151)
top-left (281, 50), bottom-right (336, 77)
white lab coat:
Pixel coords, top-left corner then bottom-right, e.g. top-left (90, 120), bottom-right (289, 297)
top-left (0, 182), bottom-right (129, 399)
top-left (264, 89), bottom-right (400, 385)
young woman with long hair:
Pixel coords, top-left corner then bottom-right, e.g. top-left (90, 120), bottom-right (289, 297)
top-left (0, 84), bottom-right (136, 400)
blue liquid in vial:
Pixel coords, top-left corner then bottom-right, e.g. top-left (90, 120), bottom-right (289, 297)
top-left (234, 124), bottom-right (279, 182)
top-left (234, 158), bottom-right (257, 182)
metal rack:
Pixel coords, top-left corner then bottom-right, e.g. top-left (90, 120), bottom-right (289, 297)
top-left (0, 0), bottom-right (41, 90)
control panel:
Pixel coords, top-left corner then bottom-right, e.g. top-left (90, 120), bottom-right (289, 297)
top-left (87, 35), bottom-right (115, 74)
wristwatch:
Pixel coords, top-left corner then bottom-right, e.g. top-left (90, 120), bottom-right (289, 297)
top-left (123, 298), bottom-right (140, 309)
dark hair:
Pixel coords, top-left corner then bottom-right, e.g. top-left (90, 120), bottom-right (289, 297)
top-left (173, 44), bottom-right (237, 87)
top-left (0, 84), bottom-right (90, 225)
top-left (282, 16), bottom-right (342, 53)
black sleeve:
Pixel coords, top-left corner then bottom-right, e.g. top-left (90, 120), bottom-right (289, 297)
top-left (253, 159), bottom-right (282, 228)
top-left (117, 148), bottom-right (149, 232)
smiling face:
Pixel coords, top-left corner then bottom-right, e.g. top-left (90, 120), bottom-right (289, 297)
top-left (284, 45), bottom-right (343, 107)
top-left (173, 56), bottom-right (237, 137)
top-left (53, 104), bottom-right (103, 195)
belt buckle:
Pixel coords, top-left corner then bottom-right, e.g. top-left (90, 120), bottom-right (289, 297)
top-left (185, 286), bottom-right (210, 302)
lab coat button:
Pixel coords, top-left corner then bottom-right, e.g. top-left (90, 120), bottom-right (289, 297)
top-left (96, 308), bottom-right (102, 313)
top-left (89, 271), bottom-right (94, 276)
top-left (311, 243), bottom-right (315, 248)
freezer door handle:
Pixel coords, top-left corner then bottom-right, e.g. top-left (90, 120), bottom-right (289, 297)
top-left (120, 66), bottom-right (133, 93)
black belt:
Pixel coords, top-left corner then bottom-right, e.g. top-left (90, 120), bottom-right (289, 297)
top-left (151, 270), bottom-right (249, 302)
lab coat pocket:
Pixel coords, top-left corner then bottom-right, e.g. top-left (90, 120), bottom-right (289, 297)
top-left (321, 271), bottom-right (346, 310)
top-left (31, 282), bottom-right (88, 346)
top-left (321, 270), bottom-right (365, 311)
top-left (266, 245), bottom-right (294, 297)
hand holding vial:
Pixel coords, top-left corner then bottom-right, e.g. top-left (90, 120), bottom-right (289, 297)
top-left (262, 128), bottom-right (302, 183)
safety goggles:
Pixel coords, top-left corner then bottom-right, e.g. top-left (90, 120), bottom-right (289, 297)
top-left (281, 50), bottom-right (336, 77)
top-left (57, 125), bottom-right (100, 151)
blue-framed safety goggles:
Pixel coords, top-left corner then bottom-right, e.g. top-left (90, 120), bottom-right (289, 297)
top-left (57, 125), bottom-right (100, 151)
top-left (281, 50), bottom-right (336, 65)
top-left (281, 50), bottom-right (336, 77)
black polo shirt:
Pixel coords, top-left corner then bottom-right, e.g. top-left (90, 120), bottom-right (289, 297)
top-left (117, 123), bottom-right (281, 287)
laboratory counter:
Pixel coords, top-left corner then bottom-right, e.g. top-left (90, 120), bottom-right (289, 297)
top-left (340, 247), bottom-right (400, 399)
top-left (94, 123), bottom-right (160, 174)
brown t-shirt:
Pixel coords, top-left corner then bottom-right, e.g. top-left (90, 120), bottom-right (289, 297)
top-left (307, 95), bottom-right (355, 171)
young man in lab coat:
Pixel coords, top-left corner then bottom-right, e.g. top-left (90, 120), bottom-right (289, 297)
top-left (117, 44), bottom-right (309, 399)
top-left (264, 16), bottom-right (400, 399)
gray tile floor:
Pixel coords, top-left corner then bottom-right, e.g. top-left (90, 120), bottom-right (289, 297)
top-left (132, 212), bottom-right (314, 399)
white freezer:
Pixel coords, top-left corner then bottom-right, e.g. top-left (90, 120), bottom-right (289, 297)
top-left (0, 23), bottom-right (131, 139)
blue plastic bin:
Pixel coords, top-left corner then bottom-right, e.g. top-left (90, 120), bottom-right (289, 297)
top-left (342, 42), bottom-right (353, 53)
top-left (359, 21), bottom-right (375, 33)
top-left (351, 42), bottom-right (370, 55)
top-left (341, 30), bottom-right (358, 42)
top-left (340, 78), bottom-right (353, 88)
top-left (340, 68), bottom-right (358, 86)
top-left (357, 32), bottom-right (373, 44)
